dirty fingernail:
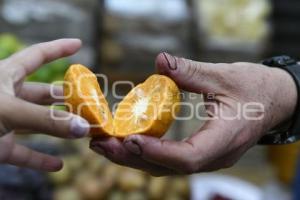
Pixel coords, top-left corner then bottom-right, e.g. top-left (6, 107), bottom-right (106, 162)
top-left (162, 52), bottom-right (177, 70)
top-left (124, 140), bottom-right (142, 155)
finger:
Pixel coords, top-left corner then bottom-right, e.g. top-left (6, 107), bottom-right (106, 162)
top-left (123, 121), bottom-right (234, 174)
top-left (90, 138), bottom-right (176, 176)
top-left (155, 52), bottom-right (227, 94)
top-left (123, 135), bottom-right (198, 174)
top-left (0, 95), bottom-right (90, 139)
top-left (5, 143), bottom-right (63, 172)
top-left (7, 39), bottom-right (81, 80)
top-left (18, 82), bottom-right (63, 105)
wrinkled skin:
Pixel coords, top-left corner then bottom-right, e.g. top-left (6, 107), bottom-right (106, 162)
top-left (90, 52), bottom-right (297, 176)
top-left (0, 39), bottom-right (90, 172)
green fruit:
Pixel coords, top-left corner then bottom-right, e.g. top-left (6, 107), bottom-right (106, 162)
top-left (34, 67), bottom-right (52, 83)
top-left (0, 49), bottom-right (11, 60)
top-left (0, 33), bottom-right (22, 55)
top-left (53, 106), bottom-right (66, 111)
top-left (50, 59), bottom-right (70, 74)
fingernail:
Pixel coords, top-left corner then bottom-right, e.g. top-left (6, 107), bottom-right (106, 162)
top-left (70, 116), bottom-right (90, 138)
top-left (162, 52), bottom-right (177, 70)
top-left (124, 137), bottom-right (143, 155)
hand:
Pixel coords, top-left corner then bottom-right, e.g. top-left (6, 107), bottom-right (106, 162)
top-left (90, 53), bottom-right (297, 176)
top-left (0, 39), bottom-right (90, 172)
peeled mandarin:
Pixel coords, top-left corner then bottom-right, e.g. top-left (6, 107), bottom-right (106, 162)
top-left (64, 64), bottom-right (113, 137)
top-left (113, 74), bottom-right (180, 137)
top-left (64, 64), bottom-right (180, 138)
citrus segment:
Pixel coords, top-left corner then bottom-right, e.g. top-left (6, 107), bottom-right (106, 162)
top-left (113, 75), bottom-right (180, 137)
top-left (64, 64), bottom-right (114, 137)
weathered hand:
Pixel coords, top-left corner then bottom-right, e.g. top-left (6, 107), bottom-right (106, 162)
top-left (90, 53), bottom-right (297, 176)
top-left (0, 39), bottom-right (90, 172)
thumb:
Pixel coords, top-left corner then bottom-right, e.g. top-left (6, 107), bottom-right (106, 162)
top-left (155, 52), bottom-right (225, 94)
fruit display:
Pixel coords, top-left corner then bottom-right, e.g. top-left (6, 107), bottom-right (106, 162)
top-left (49, 139), bottom-right (190, 200)
top-left (64, 64), bottom-right (180, 138)
top-left (193, 0), bottom-right (271, 44)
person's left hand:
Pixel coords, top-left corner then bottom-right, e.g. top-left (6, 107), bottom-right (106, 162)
top-left (0, 39), bottom-right (90, 172)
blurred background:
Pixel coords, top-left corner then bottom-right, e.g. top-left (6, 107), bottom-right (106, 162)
top-left (0, 0), bottom-right (299, 199)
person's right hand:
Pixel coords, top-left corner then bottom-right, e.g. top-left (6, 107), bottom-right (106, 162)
top-left (90, 53), bottom-right (297, 176)
top-left (0, 39), bottom-right (90, 172)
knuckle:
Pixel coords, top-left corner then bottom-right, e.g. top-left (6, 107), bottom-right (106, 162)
top-left (187, 60), bottom-right (201, 79)
top-left (177, 57), bottom-right (199, 77)
top-left (40, 87), bottom-right (52, 103)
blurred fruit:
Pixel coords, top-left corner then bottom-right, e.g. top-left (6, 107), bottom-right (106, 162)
top-left (148, 177), bottom-right (169, 200)
top-left (53, 105), bottom-right (66, 111)
top-left (268, 142), bottom-right (300, 184)
top-left (48, 161), bottom-right (72, 185)
top-left (47, 152), bottom-right (189, 200)
top-left (169, 177), bottom-right (190, 198)
top-left (75, 172), bottom-right (111, 200)
top-left (0, 33), bottom-right (23, 59)
top-left (64, 64), bottom-right (180, 138)
top-left (117, 169), bottom-right (146, 191)
top-left (0, 34), bottom-right (69, 84)
top-left (86, 156), bottom-right (107, 174)
top-left (27, 58), bottom-right (70, 83)
top-left (126, 191), bottom-right (146, 200)
top-left (49, 59), bottom-right (70, 74)
top-left (106, 190), bottom-right (125, 200)
top-left (165, 194), bottom-right (182, 200)
top-left (102, 163), bottom-right (121, 185)
top-left (53, 187), bottom-right (80, 200)
top-left (63, 155), bottom-right (83, 173)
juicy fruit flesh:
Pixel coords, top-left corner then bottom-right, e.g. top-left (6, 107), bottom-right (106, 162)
top-left (114, 75), bottom-right (180, 137)
top-left (132, 96), bottom-right (149, 121)
top-left (64, 64), bottom-right (114, 137)
top-left (64, 64), bottom-right (180, 138)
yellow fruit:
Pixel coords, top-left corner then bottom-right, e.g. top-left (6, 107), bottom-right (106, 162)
top-left (53, 187), bottom-right (80, 200)
top-left (64, 64), bottom-right (180, 138)
top-left (75, 172), bottom-right (112, 200)
top-left (148, 177), bottom-right (169, 200)
top-left (64, 64), bottom-right (114, 137)
top-left (117, 169), bottom-right (146, 191)
top-left (113, 74), bottom-right (180, 137)
top-left (48, 161), bottom-right (72, 185)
